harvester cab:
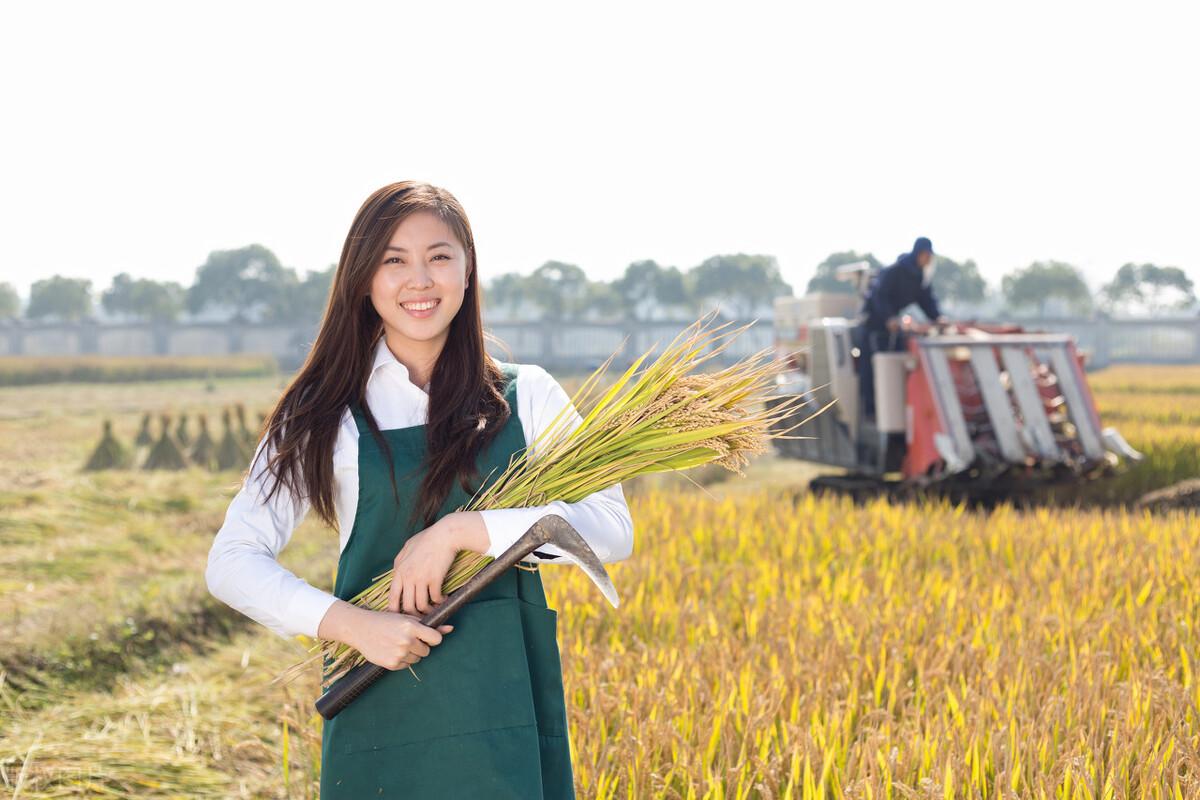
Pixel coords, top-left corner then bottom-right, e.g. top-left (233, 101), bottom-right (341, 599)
top-left (768, 277), bottom-right (1143, 502)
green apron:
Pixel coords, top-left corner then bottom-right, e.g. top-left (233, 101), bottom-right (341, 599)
top-left (319, 363), bottom-right (575, 799)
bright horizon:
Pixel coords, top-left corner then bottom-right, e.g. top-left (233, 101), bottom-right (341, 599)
top-left (1, 1), bottom-right (1196, 301)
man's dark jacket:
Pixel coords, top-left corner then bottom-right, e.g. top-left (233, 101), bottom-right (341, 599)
top-left (861, 251), bottom-right (941, 331)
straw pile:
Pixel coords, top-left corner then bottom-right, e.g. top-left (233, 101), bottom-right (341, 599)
top-left (174, 412), bottom-right (191, 447)
top-left (83, 419), bottom-right (131, 470)
top-left (134, 412), bottom-right (154, 447)
top-left (189, 413), bottom-right (217, 470)
top-left (215, 409), bottom-right (249, 470)
top-left (142, 414), bottom-right (188, 470)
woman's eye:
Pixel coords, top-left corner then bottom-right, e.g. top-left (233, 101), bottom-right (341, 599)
top-left (383, 254), bottom-right (448, 264)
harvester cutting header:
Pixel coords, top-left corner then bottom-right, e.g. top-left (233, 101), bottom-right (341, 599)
top-left (767, 237), bottom-right (1143, 502)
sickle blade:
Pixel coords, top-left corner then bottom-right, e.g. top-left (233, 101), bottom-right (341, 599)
top-left (538, 514), bottom-right (620, 608)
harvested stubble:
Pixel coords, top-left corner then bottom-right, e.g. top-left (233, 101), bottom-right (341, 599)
top-left (0, 630), bottom-right (316, 798)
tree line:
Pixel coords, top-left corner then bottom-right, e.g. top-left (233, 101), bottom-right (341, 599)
top-left (0, 244), bottom-right (1194, 324)
top-left (807, 252), bottom-right (1196, 316)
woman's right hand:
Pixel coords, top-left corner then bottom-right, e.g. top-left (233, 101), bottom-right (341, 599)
top-left (319, 600), bottom-right (453, 671)
top-left (355, 609), bottom-right (454, 670)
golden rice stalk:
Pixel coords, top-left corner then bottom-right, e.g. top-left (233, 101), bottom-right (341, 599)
top-left (277, 309), bottom-right (824, 687)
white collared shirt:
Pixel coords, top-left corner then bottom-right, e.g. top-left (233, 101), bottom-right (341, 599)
top-left (204, 335), bottom-right (635, 640)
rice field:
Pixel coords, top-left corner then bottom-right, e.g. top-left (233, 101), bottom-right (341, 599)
top-left (0, 364), bottom-right (1197, 797)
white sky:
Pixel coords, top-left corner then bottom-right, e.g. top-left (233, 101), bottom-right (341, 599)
top-left (1, 0), bottom-right (1197, 300)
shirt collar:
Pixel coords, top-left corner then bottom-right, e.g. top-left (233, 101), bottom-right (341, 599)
top-left (369, 335), bottom-right (431, 394)
top-left (370, 335), bottom-right (404, 378)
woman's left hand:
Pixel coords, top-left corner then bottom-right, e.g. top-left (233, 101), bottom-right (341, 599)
top-left (388, 512), bottom-right (488, 616)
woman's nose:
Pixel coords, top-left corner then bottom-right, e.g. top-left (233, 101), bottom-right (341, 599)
top-left (407, 263), bottom-right (434, 288)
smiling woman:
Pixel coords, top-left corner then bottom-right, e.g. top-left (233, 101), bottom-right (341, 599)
top-left (204, 180), bottom-right (633, 799)
top-left (370, 220), bottom-right (467, 361)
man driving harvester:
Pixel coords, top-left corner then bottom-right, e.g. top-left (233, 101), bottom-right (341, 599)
top-left (855, 236), bottom-right (949, 419)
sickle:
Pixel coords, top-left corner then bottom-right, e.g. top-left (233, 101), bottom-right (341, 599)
top-left (315, 513), bottom-right (618, 720)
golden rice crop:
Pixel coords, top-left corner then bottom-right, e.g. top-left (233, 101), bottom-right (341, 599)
top-left (1087, 364), bottom-right (1200, 396)
top-left (1084, 366), bottom-right (1200, 503)
top-left (549, 488), bottom-right (1200, 798)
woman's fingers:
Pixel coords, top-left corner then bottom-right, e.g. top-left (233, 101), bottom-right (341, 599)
top-left (412, 622), bottom-right (447, 646)
top-left (417, 581), bottom-right (449, 616)
top-left (400, 581), bottom-right (412, 616)
top-left (390, 529), bottom-right (454, 616)
top-left (365, 613), bottom-right (455, 671)
top-left (396, 621), bottom-right (452, 668)
top-left (392, 572), bottom-right (435, 615)
top-left (387, 575), bottom-right (401, 614)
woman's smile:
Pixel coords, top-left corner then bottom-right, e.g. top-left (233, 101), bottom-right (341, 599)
top-left (398, 297), bottom-right (441, 318)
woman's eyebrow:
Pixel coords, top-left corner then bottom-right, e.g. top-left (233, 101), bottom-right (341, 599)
top-left (386, 241), bottom-right (452, 252)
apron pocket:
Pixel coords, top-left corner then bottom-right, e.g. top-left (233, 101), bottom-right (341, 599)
top-left (518, 600), bottom-right (570, 738)
top-left (336, 596), bottom-right (539, 755)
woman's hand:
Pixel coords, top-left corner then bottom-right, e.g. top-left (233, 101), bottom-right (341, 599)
top-left (317, 600), bottom-right (453, 671)
top-left (387, 512), bottom-right (489, 616)
top-left (353, 606), bottom-right (454, 671)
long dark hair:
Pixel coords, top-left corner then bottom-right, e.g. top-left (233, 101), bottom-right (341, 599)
top-left (250, 181), bottom-right (513, 533)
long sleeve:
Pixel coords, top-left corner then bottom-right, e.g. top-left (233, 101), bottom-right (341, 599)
top-left (205, 432), bottom-right (340, 640)
top-left (867, 266), bottom-right (900, 322)
top-left (917, 281), bottom-right (941, 321)
top-left (478, 363), bottom-right (635, 567)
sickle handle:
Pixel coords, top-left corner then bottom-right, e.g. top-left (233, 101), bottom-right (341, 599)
top-left (314, 520), bottom-right (551, 720)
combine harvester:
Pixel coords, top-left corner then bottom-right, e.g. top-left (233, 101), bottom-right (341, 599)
top-left (766, 264), bottom-right (1143, 504)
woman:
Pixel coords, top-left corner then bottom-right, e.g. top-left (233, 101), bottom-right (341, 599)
top-left (204, 180), bottom-right (635, 798)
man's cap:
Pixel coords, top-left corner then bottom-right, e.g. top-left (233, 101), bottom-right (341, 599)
top-left (912, 237), bottom-right (934, 255)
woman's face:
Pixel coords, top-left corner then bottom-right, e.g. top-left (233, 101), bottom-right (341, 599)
top-left (369, 209), bottom-right (470, 350)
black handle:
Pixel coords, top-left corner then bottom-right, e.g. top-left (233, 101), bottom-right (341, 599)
top-left (314, 516), bottom-right (557, 720)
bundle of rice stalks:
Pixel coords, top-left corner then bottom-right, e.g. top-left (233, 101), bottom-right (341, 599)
top-left (216, 408), bottom-right (250, 471)
top-left (175, 412), bottom-right (191, 447)
top-left (134, 412), bottom-right (154, 446)
top-left (83, 418), bottom-right (131, 470)
top-left (142, 413), bottom-right (188, 470)
top-left (189, 413), bottom-right (217, 470)
top-left (284, 309), bottom-right (824, 686)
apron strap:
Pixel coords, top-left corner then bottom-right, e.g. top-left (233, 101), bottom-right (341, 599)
top-left (348, 401), bottom-right (370, 438)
